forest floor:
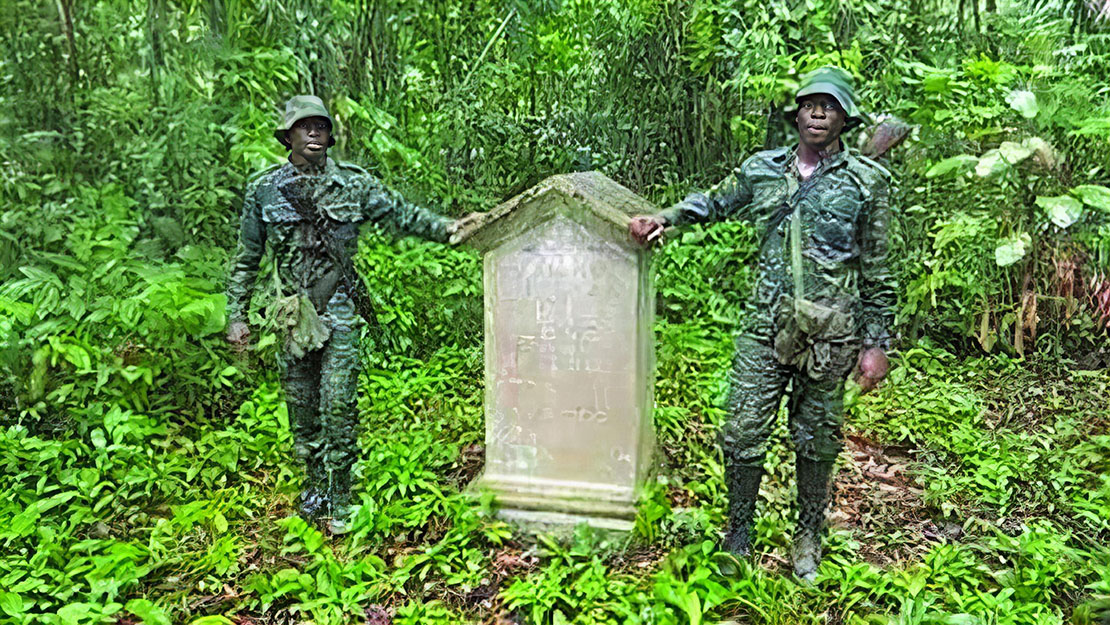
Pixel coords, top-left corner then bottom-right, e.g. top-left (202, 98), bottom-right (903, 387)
top-left (4, 339), bottom-right (1109, 625)
top-left (191, 347), bottom-right (1110, 623)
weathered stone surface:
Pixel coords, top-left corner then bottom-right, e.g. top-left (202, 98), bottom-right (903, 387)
top-left (457, 172), bottom-right (657, 529)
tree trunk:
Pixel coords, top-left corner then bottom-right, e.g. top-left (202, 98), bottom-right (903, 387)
top-left (147, 0), bottom-right (163, 105)
top-left (55, 0), bottom-right (78, 89)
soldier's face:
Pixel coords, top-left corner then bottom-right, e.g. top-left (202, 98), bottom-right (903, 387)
top-left (285, 116), bottom-right (332, 164)
top-left (795, 94), bottom-right (846, 151)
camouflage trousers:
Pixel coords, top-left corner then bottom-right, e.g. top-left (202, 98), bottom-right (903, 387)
top-left (280, 290), bottom-right (362, 518)
top-left (721, 333), bottom-right (858, 467)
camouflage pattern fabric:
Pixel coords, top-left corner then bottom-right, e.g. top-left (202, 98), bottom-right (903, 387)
top-left (227, 159), bottom-right (451, 326)
top-left (723, 335), bottom-right (847, 465)
top-left (659, 145), bottom-right (895, 562)
top-left (659, 145), bottom-right (894, 461)
top-left (658, 145), bottom-right (896, 357)
top-left (227, 158), bottom-right (453, 519)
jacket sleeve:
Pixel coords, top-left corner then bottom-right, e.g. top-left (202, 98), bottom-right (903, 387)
top-left (225, 183), bottom-right (266, 324)
top-left (656, 165), bottom-right (755, 226)
top-left (858, 171), bottom-right (898, 350)
top-left (358, 175), bottom-right (453, 243)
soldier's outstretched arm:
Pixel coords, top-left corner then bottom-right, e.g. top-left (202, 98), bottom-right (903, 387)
top-left (358, 176), bottom-right (454, 243)
top-left (629, 167), bottom-right (755, 245)
top-left (225, 186), bottom-right (267, 346)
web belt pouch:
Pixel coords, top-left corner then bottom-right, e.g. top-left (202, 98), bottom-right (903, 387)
top-left (773, 297), bottom-right (805, 367)
top-left (795, 297), bottom-right (853, 338)
top-left (773, 297), bottom-right (853, 371)
top-left (282, 293), bottom-right (331, 360)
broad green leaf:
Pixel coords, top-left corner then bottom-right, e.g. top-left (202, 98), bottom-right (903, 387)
top-left (0, 296), bottom-right (33, 325)
top-left (1007, 89), bottom-right (1038, 118)
top-left (255, 332), bottom-right (277, 350)
top-left (212, 512), bottom-right (228, 534)
top-left (126, 599), bottom-right (171, 625)
top-left (923, 73), bottom-right (953, 93)
top-left (58, 603), bottom-right (92, 625)
top-left (179, 294), bottom-right (227, 337)
top-left (0, 592), bottom-right (23, 617)
top-left (120, 365), bottom-right (153, 385)
top-left (995, 233), bottom-right (1031, 266)
top-left (189, 617), bottom-right (234, 625)
top-left (925, 154), bottom-right (976, 178)
top-left (8, 505), bottom-right (40, 538)
top-left (37, 491), bottom-right (77, 514)
top-left (975, 150), bottom-right (1008, 177)
top-left (1070, 185), bottom-right (1110, 211)
top-left (997, 141), bottom-right (1033, 164)
top-left (1036, 195), bottom-right (1084, 228)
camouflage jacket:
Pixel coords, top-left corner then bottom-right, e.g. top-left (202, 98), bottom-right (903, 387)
top-left (226, 158), bottom-right (453, 324)
top-left (659, 145), bottom-right (896, 351)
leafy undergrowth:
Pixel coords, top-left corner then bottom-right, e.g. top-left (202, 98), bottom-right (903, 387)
top-left (4, 323), bottom-right (1108, 625)
top-left (2, 214), bottom-right (1108, 625)
top-left (5, 0), bottom-right (1110, 622)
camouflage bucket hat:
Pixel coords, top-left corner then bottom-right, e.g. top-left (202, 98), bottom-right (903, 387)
top-left (786, 66), bottom-right (868, 131)
top-left (275, 95), bottom-right (336, 148)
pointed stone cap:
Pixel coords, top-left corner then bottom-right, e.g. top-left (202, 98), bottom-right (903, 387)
top-left (451, 171), bottom-right (657, 253)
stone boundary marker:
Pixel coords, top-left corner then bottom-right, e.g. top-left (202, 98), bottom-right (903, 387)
top-left (455, 171), bottom-right (658, 531)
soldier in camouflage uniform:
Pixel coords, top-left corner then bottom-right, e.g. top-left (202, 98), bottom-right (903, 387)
top-left (630, 68), bottom-right (896, 581)
top-left (226, 96), bottom-right (475, 533)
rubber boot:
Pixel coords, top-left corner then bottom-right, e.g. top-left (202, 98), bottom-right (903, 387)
top-left (324, 462), bottom-right (353, 535)
top-left (287, 399), bottom-right (328, 519)
top-left (792, 457), bottom-right (835, 583)
top-left (722, 460), bottom-right (764, 557)
top-left (300, 459), bottom-right (328, 519)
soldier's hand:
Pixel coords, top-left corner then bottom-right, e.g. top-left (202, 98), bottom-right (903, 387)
top-left (448, 212), bottom-right (485, 235)
top-left (629, 215), bottom-right (666, 246)
top-left (855, 347), bottom-right (889, 393)
top-left (226, 321), bottom-right (251, 352)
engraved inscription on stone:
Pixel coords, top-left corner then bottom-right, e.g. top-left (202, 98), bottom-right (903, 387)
top-left (457, 171), bottom-right (656, 527)
top-left (486, 215), bottom-right (639, 487)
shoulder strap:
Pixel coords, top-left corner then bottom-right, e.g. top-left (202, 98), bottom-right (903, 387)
top-left (790, 204), bottom-right (805, 303)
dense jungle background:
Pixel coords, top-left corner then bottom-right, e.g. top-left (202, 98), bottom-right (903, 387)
top-left (3, 0), bottom-right (1110, 623)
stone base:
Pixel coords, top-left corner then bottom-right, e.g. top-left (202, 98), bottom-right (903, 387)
top-left (497, 509), bottom-right (634, 533)
top-left (474, 473), bottom-right (638, 532)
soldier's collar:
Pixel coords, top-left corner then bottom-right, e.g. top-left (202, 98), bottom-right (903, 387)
top-left (786, 142), bottom-right (850, 175)
top-left (287, 156), bottom-right (337, 177)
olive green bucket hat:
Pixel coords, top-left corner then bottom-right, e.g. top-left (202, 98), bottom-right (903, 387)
top-left (275, 95), bottom-right (336, 148)
top-left (786, 66), bottom-right (868, 131)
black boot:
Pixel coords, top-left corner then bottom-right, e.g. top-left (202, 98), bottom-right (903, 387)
top-left (286, 399), bottom-right (327, 519)
top-left (722, 460), bottom-right (764, 557)
top-left (793, 457), bottom-right (835, 582)
top-left (324, 464), bottom-right (353, 535)
top-left (299, 461), bottom-right (329, 519)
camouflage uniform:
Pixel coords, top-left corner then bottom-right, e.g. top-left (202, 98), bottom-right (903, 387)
top-left (659, 141), bottom-right (895, 572)
top-left (227, 157), bottom-right (452, 521)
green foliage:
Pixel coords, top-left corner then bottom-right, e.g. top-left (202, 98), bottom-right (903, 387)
top-left (2, 0), bottom-right (1109, 623)
top-left (502, 530), bottom-right (651, 625)
top-left (354, 229), bottom-right (483, 357)
top-left (0, 383), bottom-right (292, 624)
top-left (848, 344), bottom-right (1110, 527)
